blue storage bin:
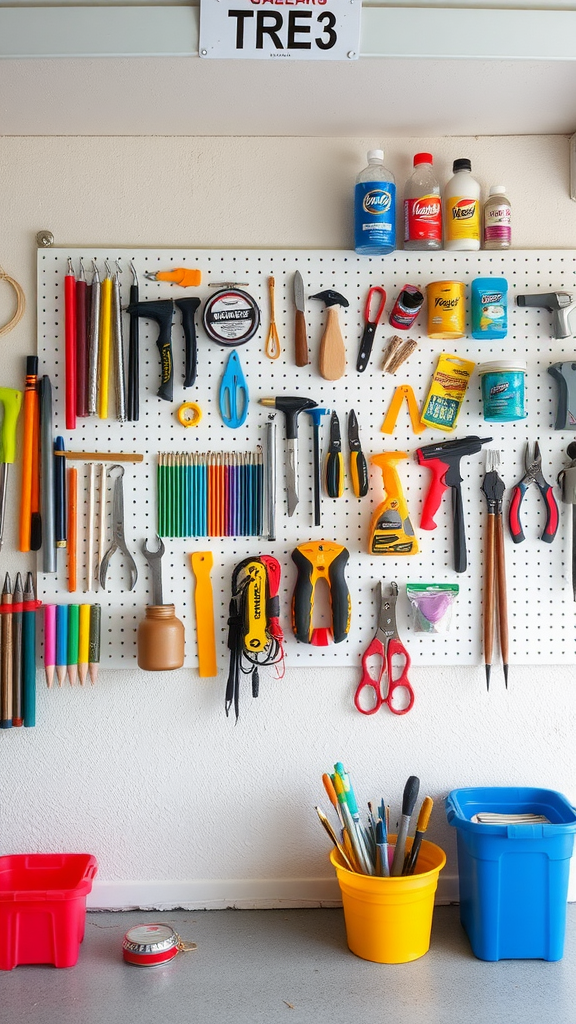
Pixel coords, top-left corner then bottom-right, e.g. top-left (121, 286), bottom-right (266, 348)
top-left (446, 787), bottom-right (576, 961)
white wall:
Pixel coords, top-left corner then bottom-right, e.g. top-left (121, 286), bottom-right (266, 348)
top-left (0, 134), bottom-right (575, 909)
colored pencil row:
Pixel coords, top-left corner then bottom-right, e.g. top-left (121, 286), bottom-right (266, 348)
top-left (44, 603), bottom-right (102, 687)
top-left (0, 572), bottom-right (39, 729)
top-left (157, 452), bottom-right (264, 538)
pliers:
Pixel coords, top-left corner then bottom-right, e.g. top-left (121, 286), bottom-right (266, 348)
top-left (509, 441), bottom-right (559, 544)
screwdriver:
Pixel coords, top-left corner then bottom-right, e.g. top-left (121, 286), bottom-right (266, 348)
top-left (0, 388), bottom-right (23, 551)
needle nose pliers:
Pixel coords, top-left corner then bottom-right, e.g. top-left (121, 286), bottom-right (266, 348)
top-left (509, 441), bottom-right (559, 544)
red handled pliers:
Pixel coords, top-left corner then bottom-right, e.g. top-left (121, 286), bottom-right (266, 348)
top-left (356, 286), bottom-right (386, 373)
top-left (508, 441), bottom-right (559, 544)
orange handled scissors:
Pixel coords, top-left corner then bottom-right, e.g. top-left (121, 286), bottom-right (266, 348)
top-left (354, 581), bottom-right (414, 715)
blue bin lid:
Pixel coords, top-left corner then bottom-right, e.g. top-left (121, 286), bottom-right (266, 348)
top-left (446, 787), bottom-right (576, 838)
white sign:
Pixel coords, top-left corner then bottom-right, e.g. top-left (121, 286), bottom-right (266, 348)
top-left (199, 0), bottom-right (361, 60)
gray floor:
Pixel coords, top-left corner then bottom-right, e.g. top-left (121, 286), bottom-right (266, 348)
top-left (2, 905), bottom-right (576, 1024)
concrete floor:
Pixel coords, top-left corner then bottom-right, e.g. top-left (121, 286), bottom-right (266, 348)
top-left (2, 905), bottom-right (576, 1024)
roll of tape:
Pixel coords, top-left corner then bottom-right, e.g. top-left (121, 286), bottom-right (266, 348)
top-left (177, 402), bottom-right (202, 427)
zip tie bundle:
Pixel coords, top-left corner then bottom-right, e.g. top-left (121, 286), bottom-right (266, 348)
top-left (0, 267), bottom-right (26, 337)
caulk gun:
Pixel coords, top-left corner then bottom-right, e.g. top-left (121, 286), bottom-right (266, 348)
top-left (517, 292), bottom-right (576, 340)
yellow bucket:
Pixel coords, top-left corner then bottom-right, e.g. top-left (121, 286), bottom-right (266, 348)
top-left (330, 837), bottom-right (446, 964)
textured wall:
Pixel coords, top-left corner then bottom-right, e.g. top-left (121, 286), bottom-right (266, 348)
top-left (0, 135), bottom-right (575, 905)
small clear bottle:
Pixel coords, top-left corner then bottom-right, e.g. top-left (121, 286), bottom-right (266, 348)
top-left (354, 149), bottom-right (396, 256)
top-left (483, 185), bottom-right (511, 250)
top-left (403, 153), bottom-right (442, 250)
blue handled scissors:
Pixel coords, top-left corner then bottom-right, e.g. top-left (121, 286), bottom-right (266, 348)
top-left (219, 350), bottom-right (249, 429)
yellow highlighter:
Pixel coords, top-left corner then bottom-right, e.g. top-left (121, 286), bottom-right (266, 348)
top-left (0, 387), bottom-right (23, 551)
top-left (78, 603), bottom-right (91, 686)
top-left (98, 266), bottom-right (113, 419)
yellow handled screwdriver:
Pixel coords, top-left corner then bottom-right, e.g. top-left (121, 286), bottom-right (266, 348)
top-left (0, 387), bottom-right (23, 550)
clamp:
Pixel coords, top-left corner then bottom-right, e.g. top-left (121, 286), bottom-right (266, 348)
top-left (381, 384), bottom-right (426, 435)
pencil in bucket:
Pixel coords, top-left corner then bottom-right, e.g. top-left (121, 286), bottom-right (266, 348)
top-left (318, 766), bottom-right (446, 963)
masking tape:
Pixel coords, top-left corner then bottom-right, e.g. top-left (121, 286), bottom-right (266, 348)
top-left (177, 402), bottom-right (202, 427)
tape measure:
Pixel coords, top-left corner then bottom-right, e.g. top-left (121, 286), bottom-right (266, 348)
top-left (177, 402), bottom-right (202, 427)
top-left (202, 287), bottom-right (260, 346)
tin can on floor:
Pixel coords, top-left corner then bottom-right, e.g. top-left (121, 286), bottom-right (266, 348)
top-left (122, 924), bottom-right (197, 967)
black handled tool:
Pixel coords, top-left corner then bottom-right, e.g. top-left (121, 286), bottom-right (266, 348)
top-left (127, 263), bottom-right (140, 421)
top-left (291, 540), bottom-right (350, 646)
top-left (175, 297), bottom-right (201, 388)
top-left (125, 298), bottom-right (174, 402)
top-left (391, 775), bottom-right (420, 876)
top-left (260, 396), bottom-right (318, 516)
top-left (325, 411), bottom-right (344, 498)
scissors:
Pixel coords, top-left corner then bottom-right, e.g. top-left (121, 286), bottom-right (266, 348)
top-left (219, 350), bottom-right (249, 428)
top-left (354, 581), bottom-right (414, 715)
top-left (356, 285), bottom-right (386, 373)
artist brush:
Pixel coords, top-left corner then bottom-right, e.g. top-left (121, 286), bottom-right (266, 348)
top-left (87, 464), bottom-right (96, 590)
top-left (111, 262), bottom-right (126, 423)
top-left (76, 257), bottom-right (89, 417)
top-left (11, 574), bottom-right (23, 727)
top-left (23, 573), bottom-right (37, 725)
top-left (87, 260), bottom-right (101, 416)
top-left (65, 257), bottom-right (77, 430)
top-left (98, 261), bottom-right (113, 420)
top-left (315, 806), bottom-right (355, 873)
top-left (0, 574), bottom-right (13, 727)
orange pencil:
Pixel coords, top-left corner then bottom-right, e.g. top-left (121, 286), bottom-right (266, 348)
top-left (19, 357), bottom-right (38, 552)
top-left (67, 467), bottom-right (78, 593)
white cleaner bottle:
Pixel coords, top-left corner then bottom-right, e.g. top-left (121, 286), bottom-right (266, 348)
top-left (444, 158), bottom-right (481, 251)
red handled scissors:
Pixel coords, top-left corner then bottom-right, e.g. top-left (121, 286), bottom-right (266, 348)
top-left (356, 286), bottom-right (386, 373)
top-left (354, 581), bottom-right (414, 715)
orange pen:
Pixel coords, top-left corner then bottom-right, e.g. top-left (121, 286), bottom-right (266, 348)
top-left (19, 357), bottom-right (38, 552)
top-left (67, 467), bottom-right (78, 593)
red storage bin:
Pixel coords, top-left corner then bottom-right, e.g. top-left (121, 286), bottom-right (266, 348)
top-left (0, 853), bottom-right (98, 969)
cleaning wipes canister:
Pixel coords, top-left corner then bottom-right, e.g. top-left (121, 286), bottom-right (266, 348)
top-left (478, 360), bottom-right (527, 422)
top-left (471, 278), bottom-right (508, 340)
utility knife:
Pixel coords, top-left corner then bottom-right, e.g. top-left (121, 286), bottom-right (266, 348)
top-left (293, 271), bottom-right (309, 367)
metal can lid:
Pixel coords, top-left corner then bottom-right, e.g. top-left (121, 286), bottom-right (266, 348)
top-left (478, 360), bottom-right (526, 375)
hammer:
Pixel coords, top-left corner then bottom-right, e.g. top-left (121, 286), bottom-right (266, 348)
top-left (260, 396), bottom-right (318, 516)
top-left (311, 289), bottom-right (349, 381)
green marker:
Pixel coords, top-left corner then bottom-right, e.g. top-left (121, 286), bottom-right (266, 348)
top-left (67, 604), bottom-right (80, 686)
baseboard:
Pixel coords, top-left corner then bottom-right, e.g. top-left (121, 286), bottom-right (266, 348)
top-left (87, 873), bottom-right (460, 911)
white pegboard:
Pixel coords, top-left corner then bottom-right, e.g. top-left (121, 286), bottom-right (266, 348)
top-left (37, 247), bottom-right (576, 670)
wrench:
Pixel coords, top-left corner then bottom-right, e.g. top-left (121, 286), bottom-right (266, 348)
top-left (141, 535), bottom-right (165, 606)
top-left (99, 465), bottom-right (138, 591)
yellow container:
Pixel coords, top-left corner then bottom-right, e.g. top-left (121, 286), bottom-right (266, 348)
top-left (427, 280), bottom-right (465, 339)
top-left (330, 837), bottom-right (446, 964)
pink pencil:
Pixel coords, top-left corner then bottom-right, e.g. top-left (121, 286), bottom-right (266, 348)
top-left (44, 604), bottom-right (56, 688)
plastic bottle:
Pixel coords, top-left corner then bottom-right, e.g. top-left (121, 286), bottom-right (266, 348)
top-left (443, 159), bottom-right (481, 251)
top-left (483, 185), bottom-right (511, 250)
top-left (354, 149), bottom-right (396, 255)
top-left (403, 153), bottom-right (442, 250)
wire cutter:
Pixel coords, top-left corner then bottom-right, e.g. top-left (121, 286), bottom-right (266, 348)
top-left (347, 410), bottom-right (368, 497)
top-left (508, 441), bottom-right (559, 544)
top-left (325, 411), bottom-right (344, 498)
top-left (356, 286), bottom-right (386, 373)
top-left (354, 581), bottom-right (414, 715)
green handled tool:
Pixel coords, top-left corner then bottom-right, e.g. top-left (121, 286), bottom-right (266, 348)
top-left (348, 409), bottom-right (368, 498)
top-left (325, 411), bottom-right (344, 498)
top-left (0, 387), bottom-right (23, 551)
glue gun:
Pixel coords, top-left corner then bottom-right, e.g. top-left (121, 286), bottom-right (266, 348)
top-left (416, 435), bottom-right (492, 573)
top-left (548, 362), bottom-right (576, 430)
top-left (517, 292), bottom-right (576, 340)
